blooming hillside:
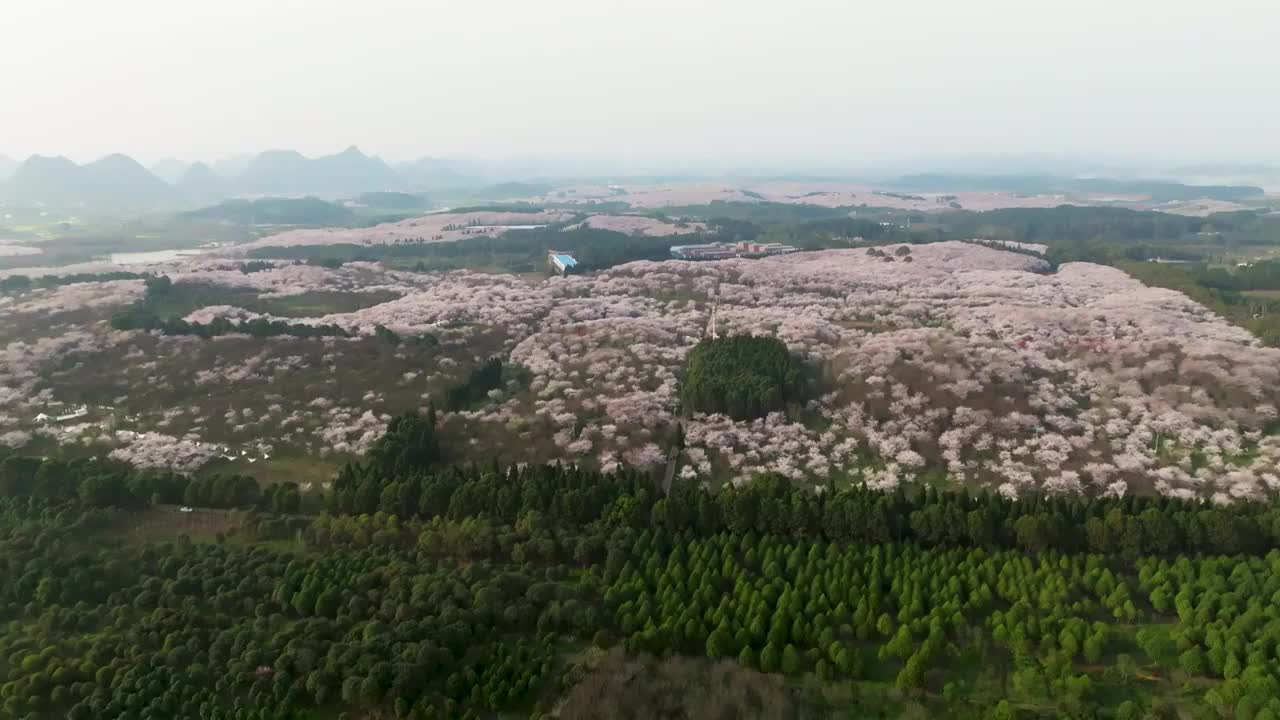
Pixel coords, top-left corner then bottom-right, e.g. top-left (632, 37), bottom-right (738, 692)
top-left (562, 214), bottom-right (707, 236)
top-left (0, 241), bottom-right (1276, 501)
top-left (231, 209), bottom-right (578, 251)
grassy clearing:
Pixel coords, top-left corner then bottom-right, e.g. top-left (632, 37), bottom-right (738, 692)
top-left (101, 506), bottom-right (241, 544)
top-left (116, 280), bottom-right (403, 322)
top-left (212, 453), bottom-right (342, 488)
top-left (1243, 288), bottom-right (1280, 299)
top-left (558, 649), bottom-right (833, 719)
top-left (2, 214), bottom-right (256, 267)
top-left (145, 283), bottom-right (259, 317)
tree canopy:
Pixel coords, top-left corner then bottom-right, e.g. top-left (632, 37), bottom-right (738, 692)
top-left (680, 334), bottom-right (803, 420)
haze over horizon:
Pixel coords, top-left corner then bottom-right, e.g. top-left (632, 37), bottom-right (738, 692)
top-left (2, 0), bottom-right (1277, 171)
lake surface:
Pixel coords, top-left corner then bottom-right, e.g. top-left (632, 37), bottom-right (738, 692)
top-left (0, 245), bottom-right (42, 257)
top-left (108, 249), bottom-right (207, 265)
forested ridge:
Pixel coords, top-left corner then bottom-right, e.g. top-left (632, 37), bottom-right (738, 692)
top-left (181, 197), bottom-right (355, 226)
top-left (247, 227), bottom-right (683, 274)
top-left (5, 410), bottom-right (1280, 720)
top-left (6, 470), bottom-right (1280, 720)
top-left (8, 430), bottom-right (1279, 559)
top-left (0, 271), bottom-right (149, 293)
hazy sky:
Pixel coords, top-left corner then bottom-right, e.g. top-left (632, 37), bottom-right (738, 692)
top-left (2, 0), bottom-right (1276, 168)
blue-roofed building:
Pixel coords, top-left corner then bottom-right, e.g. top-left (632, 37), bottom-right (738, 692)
top-left (548, 251), bottom-right (578, 274)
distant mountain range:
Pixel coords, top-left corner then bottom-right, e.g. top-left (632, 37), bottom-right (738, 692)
top-left (892, 173), bottom-right (1266, 203)
top-left (237, 146), bottom-right (405, 196)
top-left (3, 153), bottom-right (173, 207)
top-left (394, 157), bottom-right (478, 190)
top-left (0, 147), bottom-right (486, 209)
top-left (2, 149), bottom-right (1273, 211)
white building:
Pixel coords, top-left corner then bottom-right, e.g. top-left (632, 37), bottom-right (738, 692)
top-left (34, 405), bottom-right (89, 424)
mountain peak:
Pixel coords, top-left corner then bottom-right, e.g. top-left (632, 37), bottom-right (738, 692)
top-left (88, 153), bottom-right (150, 171)
top-left (178, 161), bottom-right (221, 183)
top-left (150, 157), bottom-right (191, 184)
top-left (257, 149), bottom-right (308, 161)
top-left (174, 161), bottom-right (227, 203)
top-left (22, 154), bottom-right (77, 168)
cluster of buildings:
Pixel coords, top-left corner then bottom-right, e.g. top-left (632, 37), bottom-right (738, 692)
top-left (33, 405), bottom-right (89, 424)
top-left (543, 242), bottom-right (798, 273)
top-left (669, 241), bottom-right (798, 261)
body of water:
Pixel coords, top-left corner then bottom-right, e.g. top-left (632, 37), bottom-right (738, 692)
top-left (108, 249), bottom-right (207, 265)
top-left (0, 244), bottom-right (42, 257)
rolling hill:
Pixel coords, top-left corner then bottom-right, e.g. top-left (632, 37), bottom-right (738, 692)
top-left (355, 191), bottom-right (431, 209)
top-left (394, 156), bottom-right (479, 189)
top-left (175, 162), bottom-right (230, 205)
top-left (181, 196), bottom-right (354, 225)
